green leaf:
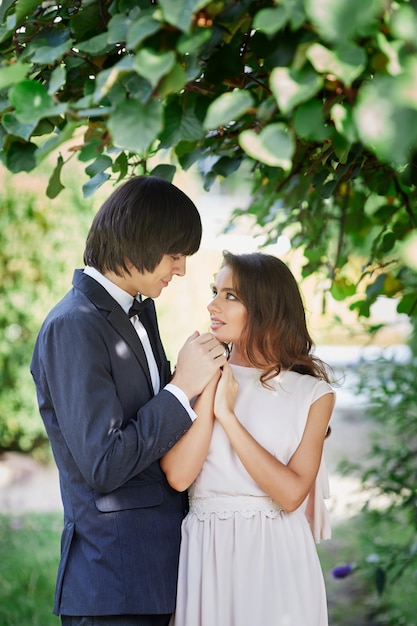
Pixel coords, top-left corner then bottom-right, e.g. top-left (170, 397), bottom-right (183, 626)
top-left (112, 151), bottom-right (128, 180)
top-left (83, 171), bottom-right (111, 198)
top-left (35, 120), bottom-right (84, 162)
top-left (305, 0), bottom-right (385, 43)
top-left (331, 103), bottom-right (358, 143)
top-left (158, 0), bottom-right (208, 32)
top-left (14, 0), bottom-right (40, 24)
top-left (149, 163), bottom-right (176, 182)
top-left (107, 13), bottom-right (132, 44)
top-left (0, 62), bottom-right (29, 89)
top-left (2, 112), bottom-right (37, 141)
top-left (127, 15), bottom-right (161, 49)
top-left (354, 76), bottom-right (417, 164)
top-left (253, 7), bottom-right (288, 35)
top-left (177, 28), bottom-right (211, 55)
top-left (31, 40), bottom-right (72, 64)
top-left (5, 140), bottom-right (37, 172)
top-left (92, 57), bottom-right (135, 102)
top-left (330, 276), bottom-right (356, 301)
top-left (77, 33), bottom-right (110, 55)
top-left (48, 65), bottom-right (66, 96)
top-left (85, 154), bottom-right (113, 177)
top-left (270, 67), bottom-right (323, 113)
top-left (108, 98), bottom-right (163, 153)
top-left (46, 154), bottom-right (65, 199)
top-left (307, 42), bottom-right (366, 87)
top-left (9, 79), bottom-right (67, 123)
top-left (133, 49), bottom-right (176, 88)
top-left (212, 155), bottom-right (242, 177)
top-left (397, 293), bottom-right (417, 316)
top-left (158, 62), bottom-right (187, 98)
top-left (0, 0), bottom-right (15, 23)
top-left (366, 273), bottom-right (386, 299)
top-left (293, 100), bottom-right (330, 141)
top-left (204, 90), bottom-right (254, 130)
top-left (0, 13), bottom-right (16, 45)
top-left (239, 123), bottom-right (294, 169)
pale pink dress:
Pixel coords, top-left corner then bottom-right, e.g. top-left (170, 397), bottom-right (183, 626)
top-left (170, 366), bottom-right (334, 626)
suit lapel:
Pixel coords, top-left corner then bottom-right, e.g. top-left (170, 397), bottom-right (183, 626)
top-left (72, 270), bottom-right (155, 394)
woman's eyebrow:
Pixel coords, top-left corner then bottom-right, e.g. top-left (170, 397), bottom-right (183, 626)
top-left (211, 283), bottom-right (237, 293)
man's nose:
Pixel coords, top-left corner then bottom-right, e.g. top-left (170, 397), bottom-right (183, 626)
top-left (174, 256), bottom-right (186, 276)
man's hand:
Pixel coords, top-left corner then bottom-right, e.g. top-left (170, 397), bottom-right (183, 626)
top-left (171, 331), bottom-right (227, 399)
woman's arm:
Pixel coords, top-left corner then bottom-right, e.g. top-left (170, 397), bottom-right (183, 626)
top-left (214, 363), bottom-right (335, 512)
top-left (160, 372), bottom-right (219, 491)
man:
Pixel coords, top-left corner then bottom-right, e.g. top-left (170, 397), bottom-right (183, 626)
top-left (30, 175), bottom-right (227, 626)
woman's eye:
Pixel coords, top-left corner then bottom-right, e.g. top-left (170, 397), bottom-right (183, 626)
top-left (226, 292), bottom-right (236, 300)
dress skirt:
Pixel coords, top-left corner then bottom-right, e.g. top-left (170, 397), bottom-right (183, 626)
top-left (170, 495), bottom-right (328, 626)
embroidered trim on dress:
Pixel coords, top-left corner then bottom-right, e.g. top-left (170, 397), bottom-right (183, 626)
top-left (189, 495), bottom-right (283, 520)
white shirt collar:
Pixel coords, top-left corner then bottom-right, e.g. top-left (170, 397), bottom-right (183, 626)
top-left (83, 266), bottom-right (135, 314)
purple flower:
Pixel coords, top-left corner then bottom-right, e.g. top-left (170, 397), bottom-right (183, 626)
top-left (332, 563), bottom-right (354, 579)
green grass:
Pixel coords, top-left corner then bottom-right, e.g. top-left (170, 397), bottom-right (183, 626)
top-left (0, 511), bottom-right (416, 626)
top-left (0, 513), bottom-right (61, 626)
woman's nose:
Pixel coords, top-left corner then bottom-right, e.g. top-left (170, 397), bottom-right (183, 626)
top-left (207, 296), bottom-right (219, 313)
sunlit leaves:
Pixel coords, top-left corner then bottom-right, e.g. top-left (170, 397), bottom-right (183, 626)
top-left (239, 123), bottom-right (294, 169)
top-left (204, 90), bottom-right (254, 130)
top-left (9, 80), bottom-right (67, 123)
top-left (0, 0), bottom-right (416, 321)
top-left (158, 0), bottom-right (209, 32)
top-left (127, 15), bottom-right (161, 50)
top-left (31, 40), bottom-right (72, 64)
top-left (0, 62), bottom-right (29, 89)
top-left (253, 6), bottom-right (288, 35)
top-left (107, 98), bottom-right (163, 153)
top-left (354, 75), bottom-right (417, 164)
top-left (270, 68), bottom-right (323, 113)
top-left (133, 49), bottom-right (176, 88)
top-left (307, 43), bottom-right (366, 87)
top-left (305, 0), bottom-right (385, 43)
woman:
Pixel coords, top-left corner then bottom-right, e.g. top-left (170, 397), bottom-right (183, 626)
top-left (161, 251), bottom-right (335, 626)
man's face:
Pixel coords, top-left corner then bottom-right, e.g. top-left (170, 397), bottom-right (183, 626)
top-left (125, 254), bottom-right (187, 298)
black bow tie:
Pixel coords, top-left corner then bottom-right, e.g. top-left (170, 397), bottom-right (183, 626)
top-left (128, 297), bottom-right (151, 318)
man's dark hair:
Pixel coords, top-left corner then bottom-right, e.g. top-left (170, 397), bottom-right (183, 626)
top-left (84, 175), bottom-right (202, 274)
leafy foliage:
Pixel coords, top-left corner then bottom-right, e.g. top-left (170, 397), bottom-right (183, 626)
top-left (0, 514), bottom-right (61, 625)
top-left (0, 178), bottom-right (95, 456)
top-left (0, 0), bottom-right (416, 316)
top-left (336, 318), bottom-right (417, 623)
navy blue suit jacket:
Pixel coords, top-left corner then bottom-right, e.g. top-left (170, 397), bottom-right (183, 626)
top-left (30, 270), bottom-right (192, 616)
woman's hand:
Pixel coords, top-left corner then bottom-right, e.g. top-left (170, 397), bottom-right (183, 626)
top-left (214, 362), bottom-right (239, 425)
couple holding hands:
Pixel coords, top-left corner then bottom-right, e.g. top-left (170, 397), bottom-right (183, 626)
top-left (31, 176), bottom-right (335, 626)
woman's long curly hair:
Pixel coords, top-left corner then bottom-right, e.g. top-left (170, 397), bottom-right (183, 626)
top-left (221, 250), bottom-right (332, 387)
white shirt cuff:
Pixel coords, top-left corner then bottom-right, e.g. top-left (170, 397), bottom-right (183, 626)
top-left (164, 383), bottom-right (197, 422)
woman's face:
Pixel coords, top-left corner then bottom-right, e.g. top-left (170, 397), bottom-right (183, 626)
top-left (207, 265), bottom-right (247, 345)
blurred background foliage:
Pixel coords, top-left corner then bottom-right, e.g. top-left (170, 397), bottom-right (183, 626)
top-left (0, 170), bottom-right (95, 457)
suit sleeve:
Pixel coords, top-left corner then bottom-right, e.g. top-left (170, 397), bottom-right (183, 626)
top-left (31, 313), bottom-right (192, 493)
